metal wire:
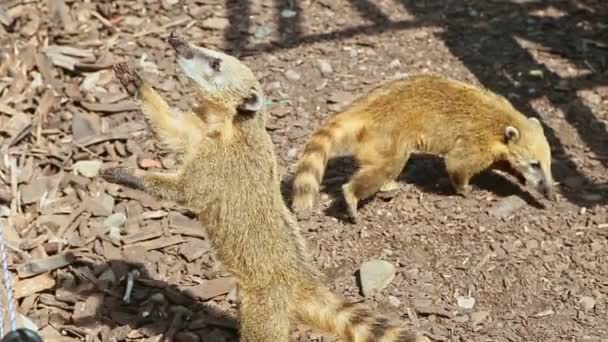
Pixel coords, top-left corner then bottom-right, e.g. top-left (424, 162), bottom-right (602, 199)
top-left (0, 221), bottom-right (17, 335)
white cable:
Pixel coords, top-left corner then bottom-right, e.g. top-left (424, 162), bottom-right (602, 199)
top-left (0, 221), bottom-right (17, 335)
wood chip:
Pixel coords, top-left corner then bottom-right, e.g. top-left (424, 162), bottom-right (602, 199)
top-left (14, 273), bottom-right (56, 299)
top-left (122, 230), bottom-right (163, 245)
top-left (79, 100), bottom-right (138, 114)
top-left (16, 252), bottom-right (76, 278)
top-left (126, 235), bottom-right (184, 251)
top-left (182, 277), bottom-right (235, 301)
top-left (0, 103), bottom-right (24, 117)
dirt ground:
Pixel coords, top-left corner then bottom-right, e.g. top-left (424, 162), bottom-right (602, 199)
top-left (0, 0), bottom-right (607, 341)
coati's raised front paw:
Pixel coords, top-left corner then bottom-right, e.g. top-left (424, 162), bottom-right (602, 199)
top-left (101, 167), bottom-right (144, 191)
top-left (113, 62), bottom-right (143, 96)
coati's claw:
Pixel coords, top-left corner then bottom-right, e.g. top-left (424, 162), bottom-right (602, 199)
top-left (101, 167), bottom-right (144, 191)
top-left (113, 62), bottom-right (142, 96)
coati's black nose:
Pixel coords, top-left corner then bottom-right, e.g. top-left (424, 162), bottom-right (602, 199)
top-left (167, 32), bottom-right (194, 59)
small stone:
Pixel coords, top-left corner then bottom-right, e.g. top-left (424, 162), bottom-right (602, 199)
top-left (73, 160), bottom-right (102, 178)
top-left (201, 17), bottom-right (230, 30)
top-left (579, 296), bottom-right (596, 311)
top-left (104, 213), bottom-right (127, 229)
top-left (286, 148), bottom-right (298, 160)
top-left (469, 310), bottom-right (490, 327)
top-left (161, 0), bottom-right (179, 8)
top-left (268, 81), bottom-right (282, 90)
top-left (525, 239), bottom-right (539, 249)
top-left (254, 26), bottom-right (273, 39)
top-left (358, 259), bottom-right (396, 297)
top-left (456, 295), bottom-right (476, 311)
top-left (528, 69), bottom-right (544, 78)
top-left (388, 296), bottom-right (401, 307)
top-left (389, 59), bottom-right (401, 68)
top-left (316, 59), bottom-right (333, 76)
top-left (139, 158), bottom-right (162, 169)
top-left (185, 277), bottom-right (235, 301)
top-left (280, 9), bottom-right (297, 18)
top-left (284, 69), bottom-right (301, 81)
top-left (489, 195), bottom-right (526, 219)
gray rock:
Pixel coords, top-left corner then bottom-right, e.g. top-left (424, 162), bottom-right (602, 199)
top-left (104, 213), bottom-right (127, 229)
top-left (284, 69), bottom-right (301, 81)
top-left (280, 9), bottom-right (297, 18)
top-left (358, 259), bottom-right (395, 296)
top-left (201, 17), bottom-right (230, 30)
top-left (388, 295), bottom-right (401, 307)
top-left (579, 296), bottom-right (596, 311)
top-left (73, 160), bottom-right (102, 178)
top-left (457, 295), bottom-right (476, 310)
top-left (316, 59), bottom-right (333, 76)
top-left (389, 59), bottom-right (401, 68)
top-left (254, 26), bottom-right (273, 39)
top-left (489, 195), bottom-right (526, 219)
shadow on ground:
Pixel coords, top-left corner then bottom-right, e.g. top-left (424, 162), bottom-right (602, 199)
top-left (227, 0), bottom-right (608, 208)
top-left (61, 260), bottom-right (239, 341)
top-left (281, 154), bottom-right (546, 223)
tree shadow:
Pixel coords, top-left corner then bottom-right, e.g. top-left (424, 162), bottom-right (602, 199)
top-left (225, 0), bottom-right (607, 208)
top-left (58, 259), bottom-right (238, 341)
top-left (224, 0), bottom-right (251, 54)
top-left (395, 0), bottom-right (608, 206)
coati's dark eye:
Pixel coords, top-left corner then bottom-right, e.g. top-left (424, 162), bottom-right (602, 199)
top-left (531, 161), bottom-right (541, 169)
top-left (210, 58), bottom-right (221, 72)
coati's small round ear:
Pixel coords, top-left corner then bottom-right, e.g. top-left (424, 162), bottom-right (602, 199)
top-left (237, 87), bottom-right (264, 114)
top-left (528, 117), bottom-right (543, 130)
top-left (505, 126), bottom-right (520, 142)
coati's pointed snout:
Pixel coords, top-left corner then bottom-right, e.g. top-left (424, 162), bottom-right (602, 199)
top-left (167, 32), bottom-right (194, 59)
top-left (539, 180), bottom-right (557, 201)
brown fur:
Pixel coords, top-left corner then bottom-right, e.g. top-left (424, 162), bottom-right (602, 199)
top-left (292, 74), bottom-right (556, 221)
top-left (102, 33), bottom-right (429, 342)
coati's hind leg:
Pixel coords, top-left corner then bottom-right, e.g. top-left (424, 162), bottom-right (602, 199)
top-left (444, 144), bottom-right (494, 197)
top-left (113, 63), bottom-right (198, 154)
top-left (342, 149), bottom-right (409, 222)
top-left (101, 167), bottom-right (185, 204)
top-left (237, 287), bottom-right (291, 342)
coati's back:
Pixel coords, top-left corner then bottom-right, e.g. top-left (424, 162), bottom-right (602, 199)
top-left (330, 75), bottom-right (524, 154)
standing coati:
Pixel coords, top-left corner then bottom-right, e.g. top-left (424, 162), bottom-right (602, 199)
top-left (102, 32), bottom-right (430, 342)
top-left (292, 74), bottom-right (556, 221)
